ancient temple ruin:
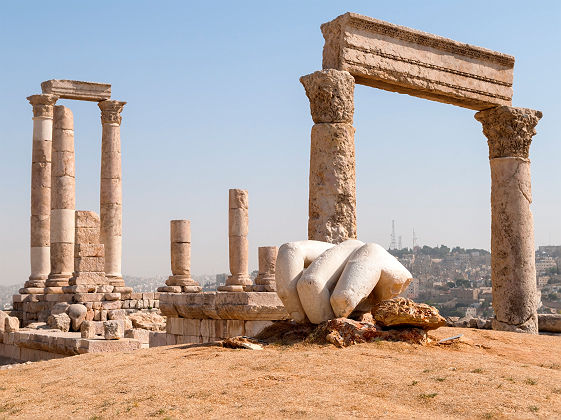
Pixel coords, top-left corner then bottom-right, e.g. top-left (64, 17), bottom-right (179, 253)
top-left (301, 13), bottom-right (542, 333)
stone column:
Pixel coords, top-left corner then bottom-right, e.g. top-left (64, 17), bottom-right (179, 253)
top-left (46, 106), bottom-right (76, 291)
top-left (163, 220), bottom-right (201, 293)
top-left (300, 69), bottom-right (356, 244)
top-left (251, 246), bottom-right (278, 292)
top-left (218, 189), bottom-right (252, 292)
top-left (475, 106), bottom-right (542, 334)
top-left (98, 100), bottom-right (126, 287)
top-left (25, 94), bottom-right (58, 291)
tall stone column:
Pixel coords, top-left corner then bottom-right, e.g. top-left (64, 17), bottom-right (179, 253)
top-left (300, 69), bottom-right (356, 244)
top-left (46, 106), bottom-right (76, 291)
top-left (98, 100), bottom-right (126, 287)
top-left (25, 94), bottom-right (58, 291)
top-left (163, 220), bottom-right (201, 293)
top-left (475, 106), bottom-right (543, 334)
top-left (218, 189), bottom-right (252, 292)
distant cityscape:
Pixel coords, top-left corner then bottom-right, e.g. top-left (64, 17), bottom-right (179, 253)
top-left (2, 245), bottom-right (560, 318)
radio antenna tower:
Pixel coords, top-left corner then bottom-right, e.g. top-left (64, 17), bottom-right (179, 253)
top-left (412, 228), bottom-right (418, 249)
top-left (389, 220), bottom-right (397, 250)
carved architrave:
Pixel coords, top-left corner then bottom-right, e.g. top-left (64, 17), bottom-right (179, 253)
top-left (475, 106), bottom-right (542, 159)
top-left (98, 100), bottom-right (126, 125)
top-left (27, 94), bottom-right (59, 118)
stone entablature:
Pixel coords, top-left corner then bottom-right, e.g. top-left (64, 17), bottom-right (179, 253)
top-left (321, 12), bottom-right (514, 110)
top-left (41, 80), bottom-right (111, 102)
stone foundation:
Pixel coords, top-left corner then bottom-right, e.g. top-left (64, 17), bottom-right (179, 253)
top-left (159, 291), bottom-right (288, 344)
top-left (12, 292), bottom-right (160, 326)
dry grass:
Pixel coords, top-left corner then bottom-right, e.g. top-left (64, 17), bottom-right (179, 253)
top-left (1, 327), bottom-right (560, 419)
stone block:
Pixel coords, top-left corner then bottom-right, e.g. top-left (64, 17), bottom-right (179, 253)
top-left (226, 320), bottom-right (244, 337)
top-left (244, 320), bottom-right (273, 338)
top-left (320, 12), bottom-right (513, 110)
top-left (166, 317), bottom-right (183, 335)
top-left (124, 328), bottom-right (150, 344)
top-left (70, 272), bottom-right (106, 285)
top-left (45, 294), bottom-right (74, 302)
top-left (80, 338), bottom-right (141, 354)
top-left (148, 331), bottom-right (167, 347)
top-left (96, 285), bottom-right (114, 293)
top-left (75, 244), bottom-right (104, 257)
top-left (103, 320), bottom-right (123, 340)
top-left (80, 321), bottom-right (96, 338)
top-left (74, 257), bottom-right (104, 272)
top-left (102, 301), bottom-right (122, 310)
top-left (41, 80), bottom-right (111, 102)
top-left (5, 317), bottom-right (19, 333)
top-left (73, 293), bottom-right (104, 303)
top-left (182, 319), bottom-right (201, 337)
top-left (538, 314), bottom-right (561, 333)
top-left (108, 309), bottom-right (126, 320)
top-left (75, 227), bottom-right (100, 245)
top-left (104, 293), bottom-right (121, 301)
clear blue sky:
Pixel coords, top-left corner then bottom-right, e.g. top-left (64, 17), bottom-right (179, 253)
top-left (1, 1), bottom-right (559, 285)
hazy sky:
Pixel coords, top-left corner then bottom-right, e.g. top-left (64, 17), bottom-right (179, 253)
top-left (1, 1), bottom-right (559, 285)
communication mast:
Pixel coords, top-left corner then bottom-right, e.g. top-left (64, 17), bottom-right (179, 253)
top-left (389, 220), bottom-right (397, 250)
top-left (412, 228), bottom-right (418, 249)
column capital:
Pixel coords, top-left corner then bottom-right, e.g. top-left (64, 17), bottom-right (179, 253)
top-left (98, 100), bottom-right (126, 125)
top-left (300, 69), bottom-right (354, 124)
top-left (475, 106), bottom-right (542, 159)
top-left (27, 94), bottom-right (59, 118)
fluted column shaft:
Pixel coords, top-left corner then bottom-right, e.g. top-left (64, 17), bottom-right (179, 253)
top-left (475, 105), bottom-right (543, 334)
top-left (218, 189), bottom-right (251, 292)
top-left (47, 106), bottom-right (76, 289)
top-left (26, 94), bottom-right (58, 289)
top-left (98, 100), bottom-right (126, 286)
top-left (301, 69), bottom-right (356, 244)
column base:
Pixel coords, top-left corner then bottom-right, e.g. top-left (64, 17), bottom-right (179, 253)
top-left (19, 287), bottom-right (46, 294)
top-left (492, 315), bottom-right (538, 334)
top-left (106, 275), bottom-right (125, 287)
top-left (46, 274), bottom-right (71, 289)
top-left (165, 275), bottom-right (200, 288)
top-left (25, 279), bottom-right (46, 288)
top-left (217, 285), bottom-right (247, 292)
top-left (249, 284), bottom-right (277, 292)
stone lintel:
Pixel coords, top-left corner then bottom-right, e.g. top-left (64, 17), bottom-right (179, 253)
top-left (321, 12), bottom-right (514, 110)
top-left (41, 80), bottom-right (111, 102)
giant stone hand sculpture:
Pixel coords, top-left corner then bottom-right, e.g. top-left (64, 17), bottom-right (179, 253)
top-left (276, 240), bottom-right (413, 324)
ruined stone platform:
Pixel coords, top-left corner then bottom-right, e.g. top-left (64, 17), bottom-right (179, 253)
top-left (0, 328), bottom-right (141, 362)
top-left (158, 292), bottom-right (289, 345)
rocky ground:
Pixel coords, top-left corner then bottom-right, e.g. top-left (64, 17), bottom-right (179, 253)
top-left (0, 327), bottom-right (559, 419)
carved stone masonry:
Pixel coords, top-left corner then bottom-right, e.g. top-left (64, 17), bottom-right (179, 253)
top-left (475, 106), bottom-right (543, 159)
top-left (301, 69), bottom-right (357, 244)
top-left (475, 105), bottom-right (542, 334)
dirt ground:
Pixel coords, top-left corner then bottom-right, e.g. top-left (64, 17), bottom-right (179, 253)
top-left (0, 327), bottom-right (560, 419)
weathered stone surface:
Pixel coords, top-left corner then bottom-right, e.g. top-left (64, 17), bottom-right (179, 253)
top-left (47, 313), bottom-right (70, 332)
top-left (75, 244), bottom-right (104, 258)
top-left (170, 220), bottom-right (191, 243)
top-left (251, 246), bottom-right (278, 291)
top-left (0, 311), bottom-right (8, 333)
top-left (75, 211), bottom-right (100, 229)
top-left (80, 320), bottom-right (96, 338)
top-left (67, 304), bottom-right (87, 331)
top-left (128, 312), bottom-right (166, 331)
top-left (308, 317), bottom-right (427, 347)
top-left (124, 328), bottom-right (150, 344)
top-left (50, 302), bottom-right (70, 315)
top-left (476, 106), bottom-right (542, 334)
top-left (538, 314), bottom-right (561, 333)
top-left (308, 123), bottom-right (356, 244)
top-left (74, 256), bottom-right (104, 272)
top-left (5, 317), bottom-right (20, 333)
top-left (371, 298), bottom-right (446, 330)
top-left (41, 79), bottom-right (111, 102)
top-left (321, 12), bottom-right (514, 110)
top-left (103, 320), bottom-right (123, 340)
top-left (300, 69), bottom-right (354, 124)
